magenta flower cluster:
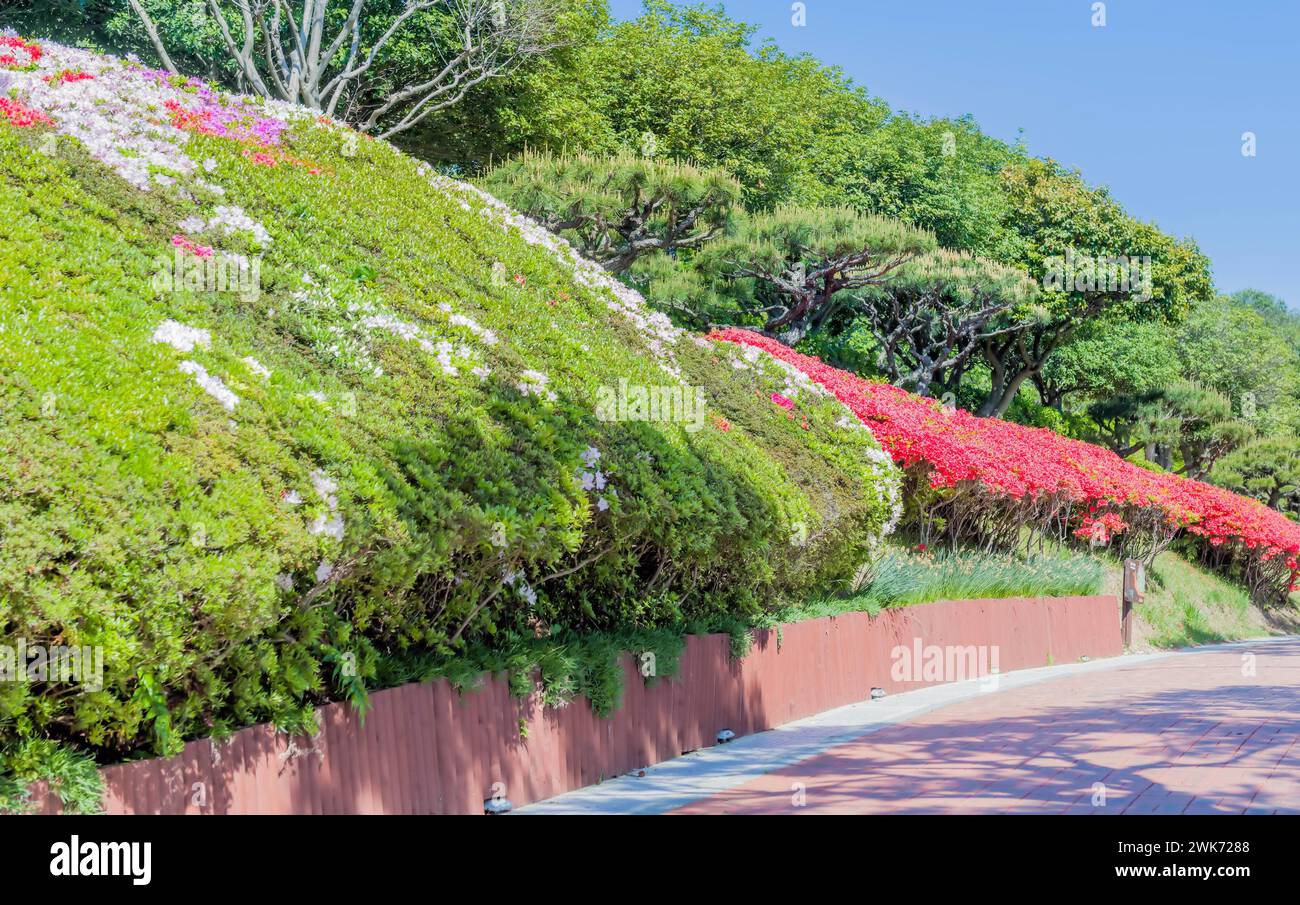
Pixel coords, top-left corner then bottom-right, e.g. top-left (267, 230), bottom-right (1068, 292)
top-left (138, 67), bottom-right (288, 147)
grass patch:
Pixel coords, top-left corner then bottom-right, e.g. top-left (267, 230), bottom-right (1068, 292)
top-left (767, 546), bottom-right (1105, 625)
top-left (1126, 549), bottom-right (1295, 648)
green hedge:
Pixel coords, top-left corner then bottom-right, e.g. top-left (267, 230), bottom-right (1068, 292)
top-left (0, 95), bottom-right (899, 779)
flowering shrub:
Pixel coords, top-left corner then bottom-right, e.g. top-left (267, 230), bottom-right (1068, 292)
top-left (0, 38), bottom-right (900, 778)
top-left (239, 145), bottom-right (323, 174)
top-left (0, 35), bottom-right (42, 69)
top-left (711, 328), bottom-right (1300, 602)
top-left (42, 69), bottom-right (93, 86)
top-left (170, 234), bottom-right (214, 258)
top-left (161, 93), bottom-right (287, 147)
top-left (0, 96), bottom-right (50, 127)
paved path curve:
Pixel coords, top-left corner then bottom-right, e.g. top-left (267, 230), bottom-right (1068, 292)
top-left (520, 637), bottom-right (1300, 815)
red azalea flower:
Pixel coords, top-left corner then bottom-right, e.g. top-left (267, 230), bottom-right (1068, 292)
top-left (0, 96), bottom-right (51, 127)
top-left (171, 235), bottom-right (214, 258)
top-left (43, 69), bottom-right (94, 85)
top-left (707, 326), bottom-right (1300, 599)
top-left (0, 36), bottom-right (42, 69)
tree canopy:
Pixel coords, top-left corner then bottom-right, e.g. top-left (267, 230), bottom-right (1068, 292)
top-left (696, 206), bottom-right (936, 342)
top-left (480, 150), bottom-right (740, 273)
top-left (854, 249), bottom-right (1041, 398)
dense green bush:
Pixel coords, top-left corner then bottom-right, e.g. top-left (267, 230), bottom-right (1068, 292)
top-left (0, 44), bottom-right (900, 788)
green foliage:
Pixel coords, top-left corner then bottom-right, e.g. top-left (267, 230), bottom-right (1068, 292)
top-left (0, 740), bottom-right (103, 815)
top-left (406, 0), bottom-right (896, 210)
top-left (60, 0), bottom-right (565, 135)
top-left (1036, 317), bottom-right (1180, 408)
top-left (531, 0), bottom-right (890, 210)
top-left (0, 85), bottom-right (899, 768)
top-left (479, 150), bottom-right (740, 273)
top-left (1000, 158), bottom-right (1211, 324)
top-left (853, 548), bottom-right (1104, 608)
top-left (1178, 295), bottom-right (1300, 429)
top-left (1134, 548), bottom-right (1284, 649)
top-left (5, 2), bottom-right (135, 53)
top-left (720, 206), bottom-right (936, 275)
top-left (373, 626), bottom-right (686, 718)
top-left (1088, 379), bottom-right (1252, 476)
top-left (839, 113), bottom-right (1022, 258)
top-left (690, 206), bottom-right (936, 339)
top-left (769, 545), bottom-right (1105, 623)
top-left (975, 157), bottom-right (1213, 417)
top-left (1212, 436), bottom-right (1300, 519)
top-left (875, 249), bottom-right (1040, 307)
top-left (851, 249), bottom-right (1042, 396)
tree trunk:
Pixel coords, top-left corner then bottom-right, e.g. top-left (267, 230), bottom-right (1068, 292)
top-left (978, 368), bottom-right (1032, 418)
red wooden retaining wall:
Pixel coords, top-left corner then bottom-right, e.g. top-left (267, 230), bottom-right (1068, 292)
top-left (32, 594), bottom-right (1119, 814)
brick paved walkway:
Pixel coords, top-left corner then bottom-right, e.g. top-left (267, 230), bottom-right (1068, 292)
top-left (673, 639), bottom-right (1300, 814)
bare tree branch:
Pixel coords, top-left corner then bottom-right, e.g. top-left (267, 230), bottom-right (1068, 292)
top-left (125, 0), bottom-right (562, 136)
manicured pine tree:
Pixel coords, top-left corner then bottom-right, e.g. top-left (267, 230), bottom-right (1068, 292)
top-left (480, 150), bottom-right (741, 273)
top-left (853, 249), bottom-right (1041, 398)
top-left (701, 206), bottom-right (936, 344)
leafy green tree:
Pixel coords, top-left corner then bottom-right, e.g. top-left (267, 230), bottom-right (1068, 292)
top-left (854, 250), bottom-right (1041, 397)
top-left (623, 249), bottom-right (720, 331)
top-left (1167, 381), bottom-right (1256, 478)
top-left (431, 2), bottom-right (1023, 248)
top-left (1212, 436), bottom-right (1300, 518)
top-left (976, 158), bottom-right (1213, 418)
top-left (1088, 379), bottom-right (1252, 476)
top-left (4, 1), bottom-right (120, 49)
top-left (415, 1), bottom-right (894, 203)
top-left (1232, 287), bottom-right (1293, 321)
top-left (1178, 294), bottom-right (1299, 425)
top-left (570, 1), bottom-right (889, 210)
top-left (698, 207), bottom-right (935, 343)
top-left (396, 0), bottom-right (610, 165)
top-left (841, 114), bottom-right (1022, 259)
top-left (1034, 317), bottom-right (1180, 411)
top-left (480, 151), bottom-right (740, 273)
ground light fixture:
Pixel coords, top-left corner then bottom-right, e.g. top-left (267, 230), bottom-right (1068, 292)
top-left (484, 797), bottom-right (514, 816)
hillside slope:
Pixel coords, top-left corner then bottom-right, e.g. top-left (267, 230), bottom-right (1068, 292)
top-left (1106, 551), bottom-right (1300, 649)
top-left (0, 38), bottom-right (900, 766)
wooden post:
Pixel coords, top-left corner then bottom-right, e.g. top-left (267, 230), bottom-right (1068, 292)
top-left (1122, 558), bottom-right (1145, 648)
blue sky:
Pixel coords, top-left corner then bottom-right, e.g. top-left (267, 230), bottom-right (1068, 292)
top-left (608, 0), bottom-right (1300, 307)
